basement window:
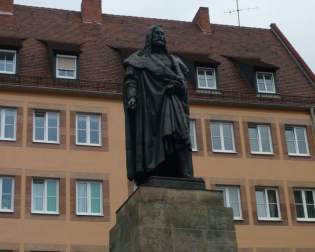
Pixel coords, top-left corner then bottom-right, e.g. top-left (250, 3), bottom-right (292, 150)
top-left (0, 49), bottom-right (16, 74)
top-left (56, 54), bottom-right (77, 79)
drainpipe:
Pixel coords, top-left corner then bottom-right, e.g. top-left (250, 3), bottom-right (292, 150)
top-left (310, 107), bottom-right (315, 136)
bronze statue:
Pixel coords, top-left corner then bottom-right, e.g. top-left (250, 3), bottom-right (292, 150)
top-left (123, 25), bottom-right (193, 185)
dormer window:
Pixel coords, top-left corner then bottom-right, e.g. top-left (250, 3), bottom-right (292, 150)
top-left (256, 72), bottom-right (276, 94)
top-left (0, 49), bottom-right (16, 75)
top-left (197, 67), bottom-right (217, 90)
top-left (56, 54), bottom-right (77, 79)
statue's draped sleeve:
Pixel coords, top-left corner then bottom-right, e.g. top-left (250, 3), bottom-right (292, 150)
top-left (124, 65), bottom-right (139, 102)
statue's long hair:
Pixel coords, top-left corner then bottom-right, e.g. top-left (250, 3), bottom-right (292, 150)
top-left (143, 25), bottom-right (169, 56)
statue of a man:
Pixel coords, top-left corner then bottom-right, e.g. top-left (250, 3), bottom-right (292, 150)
top-left (123, 25), bottom-right (193, 185)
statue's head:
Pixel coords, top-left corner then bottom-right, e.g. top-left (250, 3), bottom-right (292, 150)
top-left (144, 25), bottom-right (168, 55)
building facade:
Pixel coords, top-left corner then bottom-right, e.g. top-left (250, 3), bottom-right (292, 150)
top-left (0, 0), bottom-right (315, 251)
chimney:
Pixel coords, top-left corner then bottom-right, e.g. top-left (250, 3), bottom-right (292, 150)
top-left (193, 7), bottom-right (212, 34)
top-left (81, 0), bottom-right (102, 24)
top-left (0, 0), bottom-right (14, 15)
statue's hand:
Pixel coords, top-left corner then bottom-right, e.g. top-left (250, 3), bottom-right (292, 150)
top-left (128, 97), bottom-right (136, 110)
top-left (165, 84), bottom-right (175, 95)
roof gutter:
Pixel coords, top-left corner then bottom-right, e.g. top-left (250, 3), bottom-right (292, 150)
top-left (270, 23), bottom-right (315, 87)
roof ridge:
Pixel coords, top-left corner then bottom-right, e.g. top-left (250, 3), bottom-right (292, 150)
top-left (14, 4), bottom-right (270, 31)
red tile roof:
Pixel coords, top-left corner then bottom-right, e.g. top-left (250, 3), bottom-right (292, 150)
top-left (0, 4), bottom-right (314, 108)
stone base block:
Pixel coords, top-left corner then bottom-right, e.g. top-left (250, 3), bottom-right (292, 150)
top-left (110, 178), bottom-right (238, 252)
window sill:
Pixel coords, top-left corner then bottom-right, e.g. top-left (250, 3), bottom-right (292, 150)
top-left (76, 213), bottom-right (104, 217)
top-left (288, 154), bottom-right (311, 158)
top-left (257, 218), bottom-right (282, 222)
top-left (0, 210), bottom-right (14, 213)
top-left (196, 89), bottom-right (222, 95)
top-left (212, 150), bottom-right (237, 154)
top-left (75, 143), bottom-right (103, 147)
top-left (296, 218), bottom-right (315, 222)
top-left (32, 141), bottom-right (60, 145)
top-left (250, 152), bottom-right (274, 156)
top-left (31, 211), bottom-right (60, 215)
top-left (0, 138), bottom-right (16, 142)
top-left (233, 217), bottom-right (244, 221)
top-left (256, 93), bottom-right (280, 99)
top-left (0, 71), bottom-right (16, 75)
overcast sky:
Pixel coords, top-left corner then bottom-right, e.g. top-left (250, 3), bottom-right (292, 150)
top-left (15, 0), bottom-right (315, 72)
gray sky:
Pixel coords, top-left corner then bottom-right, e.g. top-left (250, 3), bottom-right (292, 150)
top-left (15, 0), bottom-right (315, 72)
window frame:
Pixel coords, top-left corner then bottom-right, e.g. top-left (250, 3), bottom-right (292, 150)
top-left (32, 111), bottom-right (60, 144)
top-left (217, 186), bottom-right (243, 220)
top-left (31, 178), bottom-right (59, 215)
top-left (55, 54), bottom-right (77, 80)
top-left (248, 124), bottom-right (274, 155)
top-left (256, 71), bottom-right (276, 94)
top-left (210, 121), bottom-right (236, 153)
top-left (285, 126), bottom-right (310, 157)
top-left (294, 189), bottom-right (315, 222)
top-left (0, 49), bottom-right (17, 75)
top-left (196, 66), bottom-right (217, 90)
top-left (189, 119), bottom-right (198, 152)
top-left (255, 187), bottom-right (281, 221)
top-left (0, 107), bottom-right (17, 141)
top-left (75, 113), bottom-right (102, 147)
top-left (0, 176), bottom-right (15, 213)
top-left (75, 180), bottom-right (103, 216)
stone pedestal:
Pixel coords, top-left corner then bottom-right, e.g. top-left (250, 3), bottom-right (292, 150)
top-left (110, 177), bottom-right (238, 252)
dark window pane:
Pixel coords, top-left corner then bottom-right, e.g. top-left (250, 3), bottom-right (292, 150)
top-left (295, 204), bottom-right (305, 218)
top-left (294, 191), bottom-right (303, 204)
top-left (305, 191), bottom-right (314, 204)
top-left (269, 204), bottom-right (279, 218)
top-left (307, 205), bottom-right (315, 218)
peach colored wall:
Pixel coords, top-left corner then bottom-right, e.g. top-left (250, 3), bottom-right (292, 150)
top-left (0, 90), bottom-right (314, 251)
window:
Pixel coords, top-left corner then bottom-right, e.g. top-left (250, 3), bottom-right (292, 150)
top-left (0, 49), bottom-right (16, 74)
top-left (76, 181), bottom-right (103, 216)
top-left (248, 124), bottom-right (273, 154)
top-left (294, 189), bottom-right (315, 221)
top-left (33, 111), bottom-right (59, 144)
top-left (217, 186), bottom-right (242, 220)
top-left (197, 67), bottom-right (217, 90)
top-left (56, 54), bottom-right (77, 79)
top-left (285, 126), bottom-right (310, 156)
top-left (256, 72), bottom-right (276, 94)
top-left (76, 114), bottom-right (101, 146)
top-left (255, 188), bottom-right (281, 221)
top-left (211, 122), bottom-right (235, 153)
top-left (31, 178), bottom-right (59, 214)
top-left (0, 108), bottom-right (17, 141)
top-left (0, 177), bottom-right (14, 212)
top-left (189, 119), bottom-right (198, 151)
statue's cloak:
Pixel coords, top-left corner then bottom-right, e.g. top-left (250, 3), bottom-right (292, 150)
top-left (123, 50), bottom-right (191, 181)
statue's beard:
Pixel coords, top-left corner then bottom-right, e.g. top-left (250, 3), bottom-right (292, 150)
top-left (151, 41), bottom-right (167, 54)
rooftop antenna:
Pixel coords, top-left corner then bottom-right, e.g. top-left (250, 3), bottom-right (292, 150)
top-left (225, 0), bottom-right (259, 26)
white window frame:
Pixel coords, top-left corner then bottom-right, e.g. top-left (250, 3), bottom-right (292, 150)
top-left (196, 67), bottom-right (217, 90)
top-left (31, 178), bottom-right (59, 215)
top-left (0, 108), bottom-right (17, 141)
top-left (0, 49), bottom-right (17, 75)
top-left (189, 119), bottom-right (198, 152)
top-left (75, 113), bottom-right (102, 146)
top-left (248, 124), bottom-right (273, 155)
top-left (217, 186), bottom-right (243, 220)
top-left (256, 71), bottom-right (276, 94)
top-left (76, 181), bottom-right (103, 216)
top-left (56, 54), bottom-right (77, 80)
top-left (32, 111), bottom-right (60, 144)
top-left (285, 126), bottom-right (310, 157)
top-left (0, 177), bottom-right (14, 213)
top-left (211, 121), bottom-right (236, 153)
top-left (256, 187), bottom-right (281, 221)
top-left (294, 189), bottom-right (315, 222)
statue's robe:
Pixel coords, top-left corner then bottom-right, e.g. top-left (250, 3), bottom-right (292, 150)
top-left (123, 50), bottom-right (192, 182)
